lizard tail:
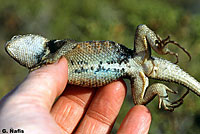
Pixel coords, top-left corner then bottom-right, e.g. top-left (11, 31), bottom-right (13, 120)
top-left (148, 57), bottom-right (200, 96)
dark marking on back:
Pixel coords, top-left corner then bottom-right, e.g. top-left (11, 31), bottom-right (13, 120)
top-left (91, 66), bottom-right (94, 70)
top-left (71, 60), bottom-right (74, 65)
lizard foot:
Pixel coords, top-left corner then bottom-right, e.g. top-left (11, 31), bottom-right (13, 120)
top-left (158, 88), bottom-right (189, 111)
top-left (159, 96), bottom-right (183, 111)
top-left (155, 35), bottom-right (191, 64)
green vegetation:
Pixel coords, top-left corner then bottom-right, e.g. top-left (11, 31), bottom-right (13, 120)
top-left (0, 0), bottom-right (200, 133)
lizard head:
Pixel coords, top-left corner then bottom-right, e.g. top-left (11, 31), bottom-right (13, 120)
top-left (5, 34), bottom-right (50, 69)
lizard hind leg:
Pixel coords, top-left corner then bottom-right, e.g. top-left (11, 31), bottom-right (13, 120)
top-left (131, 74), bottom-right (187, 111)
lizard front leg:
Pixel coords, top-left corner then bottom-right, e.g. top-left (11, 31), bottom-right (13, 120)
top-left (131, 72), bottom-right (187, 111)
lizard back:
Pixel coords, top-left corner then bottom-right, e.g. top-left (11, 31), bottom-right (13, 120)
top-left (64, 40), bottom-right (133, 87)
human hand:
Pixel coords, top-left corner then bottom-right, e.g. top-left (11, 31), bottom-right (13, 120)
top-left (0, 57), bottom-right (151, 134)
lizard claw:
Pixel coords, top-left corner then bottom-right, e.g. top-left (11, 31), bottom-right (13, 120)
top-left (158, 97), bottom-right (183, 111)
top-left (165, 86), bottom-right (178, 94)
top-left (159, 89), bottom-right (189, 111)
top-left (171, 89), bottom-right (189, 105)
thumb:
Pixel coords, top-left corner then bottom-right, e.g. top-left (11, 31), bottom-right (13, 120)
top-left (1, 57), bottom-right (68, 111)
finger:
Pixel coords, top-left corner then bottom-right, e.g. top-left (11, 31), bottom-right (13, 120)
top-left (4, 57), bottom-right (68, 111)
top-left (117, 105), bottom-right (151, 134)
top-left (75, 80), bottom-right (126, 134)
top-left (51, 85), bottom-right (96, 133)
top-left (0, 57), bottom-right (68, 133)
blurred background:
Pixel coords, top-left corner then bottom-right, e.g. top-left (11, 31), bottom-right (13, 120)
top-left (0, 0), bottom-right (200, 133)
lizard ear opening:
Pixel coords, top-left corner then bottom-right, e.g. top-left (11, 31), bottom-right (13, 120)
top-left (5, 34), bottom-right (49, 69)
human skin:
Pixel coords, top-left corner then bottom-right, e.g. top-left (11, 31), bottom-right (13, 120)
top-left (0, 57), bottom-right (151, 134)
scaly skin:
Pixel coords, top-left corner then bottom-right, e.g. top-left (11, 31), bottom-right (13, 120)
top-left (5, 24), bottom-right (200, 111)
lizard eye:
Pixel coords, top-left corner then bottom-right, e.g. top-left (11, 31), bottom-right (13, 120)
top-left (5, 34), bottom-right (48, 69)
